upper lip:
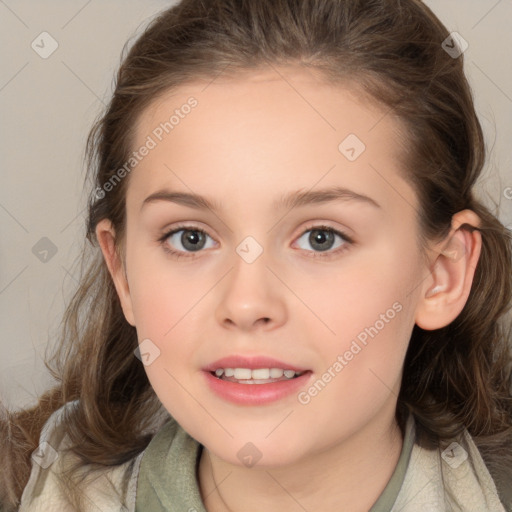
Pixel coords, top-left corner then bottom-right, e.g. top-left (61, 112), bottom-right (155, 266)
top-left (203, 356), bottom-right (309, 373)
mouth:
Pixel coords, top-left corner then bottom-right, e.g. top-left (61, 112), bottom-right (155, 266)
top-left (202, 356), bottom-right (312, 404)
top-left (210, 367), bottom-right (307, 384)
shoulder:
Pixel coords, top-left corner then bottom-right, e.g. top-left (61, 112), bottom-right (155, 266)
top-left (135, 417), bottom-right (204, 509)
top-left (18, 401), bottom-right (149, 512)
top-left (392, 414), bottom-right (511, 511)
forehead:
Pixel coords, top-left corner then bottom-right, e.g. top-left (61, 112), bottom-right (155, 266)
top-left (139, 66), bottom-right (395, 140)
top-left (128, 66), bottom-right (416, 217)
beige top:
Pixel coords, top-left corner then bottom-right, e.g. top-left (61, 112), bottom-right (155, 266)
top-left (18, 401), bottom-right (511, 511)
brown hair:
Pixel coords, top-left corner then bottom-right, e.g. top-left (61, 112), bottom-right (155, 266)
top-left (2, 0), bottom-right (511, 509)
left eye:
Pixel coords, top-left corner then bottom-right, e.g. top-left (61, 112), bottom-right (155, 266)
top-left (295, 227), bottom-right (350, 253)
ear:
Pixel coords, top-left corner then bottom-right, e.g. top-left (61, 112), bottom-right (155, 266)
top-left (95, 219), bottom-right (135, 326)
top-left (414, 209), bottom-right (482, 331)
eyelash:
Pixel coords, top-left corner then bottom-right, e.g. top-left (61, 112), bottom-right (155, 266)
top-left (157, 223), bottom-right (354, 260)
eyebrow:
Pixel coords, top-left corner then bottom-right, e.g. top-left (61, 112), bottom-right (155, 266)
top-left (141, 186), bottom-right (381, 212)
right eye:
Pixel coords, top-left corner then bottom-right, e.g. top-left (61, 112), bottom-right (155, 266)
top-left (158, 225), bottom-right (217, 258)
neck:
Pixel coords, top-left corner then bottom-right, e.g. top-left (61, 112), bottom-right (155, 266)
top-left (198, 407), bottom-right (404, 512)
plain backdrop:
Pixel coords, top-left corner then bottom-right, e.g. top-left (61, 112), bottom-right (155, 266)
top-left (1, 0), bottom-right (511, 410)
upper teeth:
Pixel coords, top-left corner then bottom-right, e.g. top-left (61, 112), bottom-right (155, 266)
top-left (214, 368), bottom-right (300, 379)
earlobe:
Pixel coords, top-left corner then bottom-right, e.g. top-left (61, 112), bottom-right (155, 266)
top-left (414, 209), bottom-right (482, 331)
top-left (95, 219), bottom-right (136, 326)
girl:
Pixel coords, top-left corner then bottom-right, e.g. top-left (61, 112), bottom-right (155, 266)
top-left (2, 0), bottom-right (512, 510)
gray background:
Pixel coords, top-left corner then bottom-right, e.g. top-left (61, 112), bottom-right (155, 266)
top-left (1, 0), bottom-right (511, 410)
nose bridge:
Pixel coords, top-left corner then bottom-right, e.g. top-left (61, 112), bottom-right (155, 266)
top-left (215, 238), bottom-right (287, 330)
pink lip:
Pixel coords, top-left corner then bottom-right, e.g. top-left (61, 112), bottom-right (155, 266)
top-left (203, 355), bottom-right (308, 373)
top-left (202, 355), bottom-right (312, 406)
top-left (203, 370), bottom-right (312, 405)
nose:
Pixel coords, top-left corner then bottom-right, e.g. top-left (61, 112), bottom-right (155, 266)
top-left (215, 252), bottom-right (287, 332)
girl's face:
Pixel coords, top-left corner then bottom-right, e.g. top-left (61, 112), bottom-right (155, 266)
top-left (106, 67), bottom-right (433, 466)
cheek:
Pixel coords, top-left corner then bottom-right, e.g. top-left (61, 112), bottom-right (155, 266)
top-left (297, 287), bottom-right (413, 432)
top-left (301, 242), bottom-right (419, 395)
top-left (126, 247), bottom-right (214, 377)
top-left (128, 264), bottom-right (202, 419)
top-left (299, 240), bottom-right (418, 341)
top-left (126, 244), bottom-right (201, 334)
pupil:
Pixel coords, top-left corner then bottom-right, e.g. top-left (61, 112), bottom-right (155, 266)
top-left (182, 230), bottom-right (205, 251)
top-left (310, 229), bottom-right (334, 252)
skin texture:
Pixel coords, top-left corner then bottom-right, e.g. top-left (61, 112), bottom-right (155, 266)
top-left (96, 66), bottom-right (482, 511)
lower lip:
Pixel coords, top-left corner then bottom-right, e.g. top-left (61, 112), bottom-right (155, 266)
top-left (203, 371), bottom-right (312, 405)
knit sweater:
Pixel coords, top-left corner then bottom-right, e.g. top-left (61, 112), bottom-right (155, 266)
top-left (18, 401), bottom-right (511, 511)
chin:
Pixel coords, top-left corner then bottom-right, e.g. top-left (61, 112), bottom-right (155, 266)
top-left (202, 435), bottom-right (311, 470)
